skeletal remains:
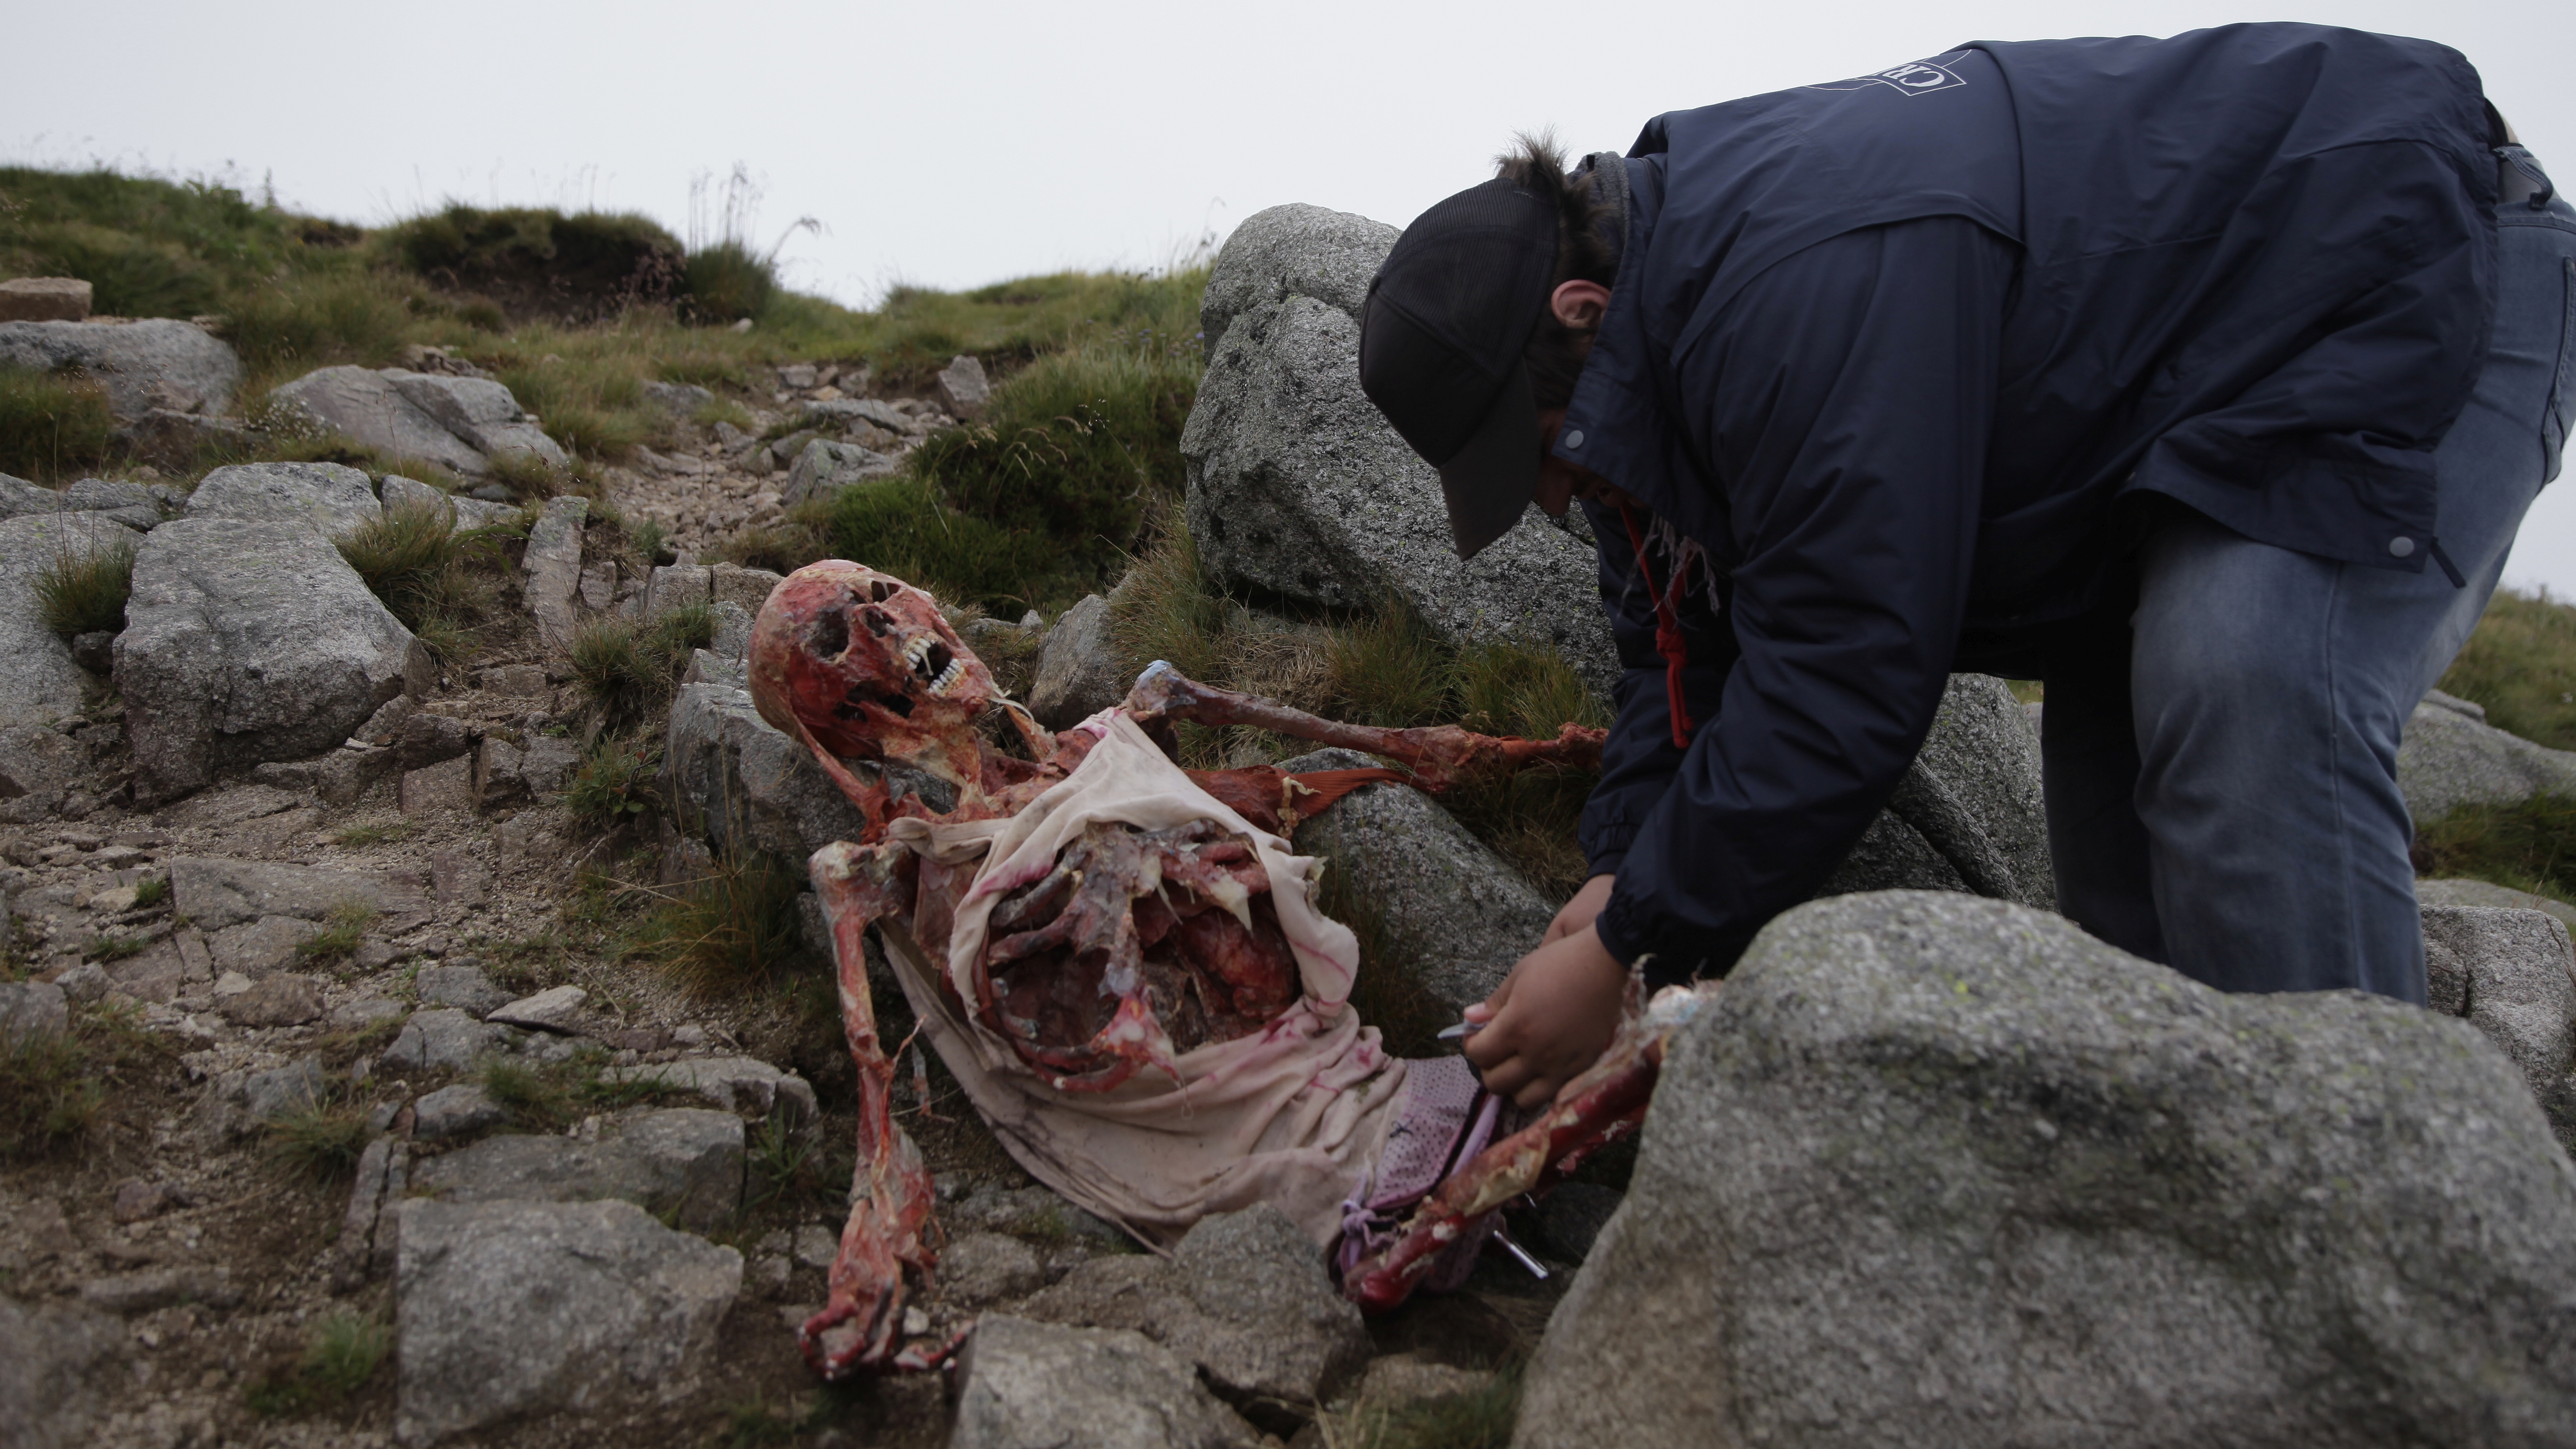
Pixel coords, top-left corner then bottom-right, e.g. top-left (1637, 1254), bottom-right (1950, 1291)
top-left (747, 560), bottom-right (1721, 1377)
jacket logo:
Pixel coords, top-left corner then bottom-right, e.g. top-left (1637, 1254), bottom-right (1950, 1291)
top-left (1806, 52), bottom-right (1970, 97)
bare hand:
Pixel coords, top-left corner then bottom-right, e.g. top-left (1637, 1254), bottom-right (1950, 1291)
top-left (1461, 925), bottom-right (1629, 1109)
top-left (1543, 874), bottom-right (1617, 944)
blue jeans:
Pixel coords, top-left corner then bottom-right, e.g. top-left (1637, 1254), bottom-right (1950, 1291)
top-left (2043, 169), bottom-right (2576, 1003)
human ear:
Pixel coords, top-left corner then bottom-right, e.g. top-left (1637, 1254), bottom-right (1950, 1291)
top-left (1551, 280), bottom-right (1611, 331)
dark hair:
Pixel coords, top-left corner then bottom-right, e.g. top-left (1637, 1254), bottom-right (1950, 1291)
top-left (1496, 133), bottom-right (1619, 409)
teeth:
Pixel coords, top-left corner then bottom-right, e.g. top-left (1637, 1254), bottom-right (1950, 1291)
top-left (929, 659), bottom-right (965, 695)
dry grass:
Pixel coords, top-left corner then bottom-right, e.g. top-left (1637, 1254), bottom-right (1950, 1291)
top-left (1314, 1371), bottom-right (1520, 1449)
top-left (629, 849), bottom-right (813, 998)
top-left (2439, 587), bottom-right (2576, 751)
top-left (34, 535), bottom-right (134, 639)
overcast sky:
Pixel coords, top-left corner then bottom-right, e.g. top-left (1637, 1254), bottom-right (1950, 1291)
top-left (8, 0), bottom-right (2571, 595)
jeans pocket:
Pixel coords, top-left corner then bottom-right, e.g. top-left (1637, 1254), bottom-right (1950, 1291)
top-left (2548, 256), bottom-right (2574, 484)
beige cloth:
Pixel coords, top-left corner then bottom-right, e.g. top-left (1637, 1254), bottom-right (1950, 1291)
top-left (865, 712), bottom-right (1411, 1248)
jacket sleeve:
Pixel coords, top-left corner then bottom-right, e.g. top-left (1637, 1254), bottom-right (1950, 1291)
top-left (1591, 217), bottom-right (2015, 984)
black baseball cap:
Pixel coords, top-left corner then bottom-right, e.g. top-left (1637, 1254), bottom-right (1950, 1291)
top-left (1359, 179), bottom-right (1557, 560)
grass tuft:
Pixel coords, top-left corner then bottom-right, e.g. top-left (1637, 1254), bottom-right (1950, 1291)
top-left (565, 735), bottom-right (661, 822)
top-left (0, 1026), bottom-right (105, 1159)
top-left (34, 536), bottom-right (135, 641)
top-left (569, 604), bottom-right (714, 724)
top-left (294, 900), bottom-right (378, 968)
top-left (477, 1050), bottom-right (682, 1131)
top-left (629, 849), bottom-right (810, 997)
top-left (2414, 792), bottom-right (2576, 906)
top-left (1316, 1371), bottom-right (1520, 1449)
top-left (0, 366), bottom-right (115, 480)
top-left (132, 875), bottom-right (169, 908)
top-left (244, 1309), bottom-right (390, 1416)
top-left (262, 1097), bottom-right (375, 1182)
top-left (2438, 588), bottom-right (2576, 751)
top-left (329, 821), bottom-right (414, 848)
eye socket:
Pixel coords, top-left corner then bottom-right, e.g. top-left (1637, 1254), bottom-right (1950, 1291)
top-left (859, 606), bottom-right (891, 637)
top-left (807, 607), bottom-right (849, 658)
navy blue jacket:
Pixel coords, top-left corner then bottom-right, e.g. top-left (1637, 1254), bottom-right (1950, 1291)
top-left (1562, 24), bottom-right (2501, 983)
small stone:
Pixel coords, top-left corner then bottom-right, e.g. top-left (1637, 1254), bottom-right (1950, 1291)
top-left (0, 980), bottom-right (71, 1043)
top-left (936, 355), bottom-right (992, 419)
top-left (412, 1083), bottom-right (506, 1141)
top-left (415, 963), bottom-right (507, 1017)
top-left (792, 1223), bottom-right (838, 1269)
top-left (380, 1008), bottom-right (509, 1072)
top-left (330, 996), bottom-right (407, 1030)
top-left (53, 961), bottom-right (110, 1004)
top-left (111, 1179), bottom-right (172, 1223)
top-left (487, 984), bottom-right (586, 1032)
top-left (80, 1266), bottom-right (241, 1315)
top-left (0, 276), bottom-right (93, 322)
top-left (84, 884), bottom-right (140, 914)
top-left (941, 1232), bottom-right (1047, 1305)
top-left (398, 756), bottom-right (475, 816)
top-left (430, 848), bottom-right (491, 909)
top-left (951, 1315), bottom-right (1262, 1449)
top-left (406, 1107), bottom-right (745, 1231)
top-left (240, 1055), bottom-right (328, 1120)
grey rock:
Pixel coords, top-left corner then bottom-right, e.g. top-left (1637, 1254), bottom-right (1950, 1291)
top-left (936, 353), bottom-right (991, 419)
top-left (331, 996), bottom-right (407, 1030)
top-left (1198, 203), bottom-right (1398, 357)
top-left (0, 723), bottom-right (87, 801)
top-left (0, 318), bottom-right (241, 422)
top-left (0, 512), bottom-right (144, 729)
top-left (334, 1136), bottom-right (407, 1289)
top-left (0, 980), bottom-right (69, 1044)
top-left (117, 407), bottom-right (255, 469)
top-left (412, 1084), bottom-right (505, 1141)
top-left (471, 732), bottom-right (582, 810)
top-left (1347, 1353), bottom-right (1495, 1409)
top-left (356, 692), bottom-right (420, 744)
top-left (59, 478), bottom-right (157, 513)
top-left (2418, 876), bottom-right (2576, 933)
top-left (270, 364), bottom-right (488, 476)
top-left (662, 679), bottom-right (867, 864)
top-left (952, 1314), bottom-right (1263, 1449)
top-left (401, 756), bottom-right (477, 816)
top-left (380, 473), bottom-right (519, 533)
top-left (78, 1264), bottom-right (242, 1314)
top-left (2421, 904), bottom-right (2576, 1137)
top-left (707, 562), bottom-right (784, 616)
top-left (0, 275), bottom-right (92, 322)
top-left (488, 984), bottom-right (586, 1031)
top-left (386, 370), bottom-right (566, 469)
top-left (207, 914), bottom-right (321, 975)
top-left (409, 1107), bottom-right (745, 1232)
top-left (2399, 695), bottom-right (2576, 823)
top-left (520, 495), bottom-right (587, 651)
top-left (1514, 890), bottom-right (2576, 1449)
top-left (184, 461), bottom-right (381, 538)
top-left (393, 1198), bottom-right (741, 1447)
top-left (1284, 748), bottom-right (1557, 1014)
top-left (381, 1007), bottom-right (510, 1072)
top-left (1889, 674), bottom-right (2055, 909)
top-left (240, 1054), bottom-right (327, 1120)
top-left (217, 972), bottom-right (325, 1026)
top-left (640, 380), bottom-right (712, 415)
top-left (251, 744), bottom-right (403, 807)
top-left (1813, 807), bottom-right (1967, 896)
top-left (1028, 593), bottom-right (1131, 730)
top-left (169, 856), bottom-right (421, 931)
top-left (1184, 294), bottom-right (1615, 696)
top-left (394, 713), bottom-right (476, 770)
top-left (781, 437), bottom-right (899, 506)
top-left (708, 598), bottom-right (754, 662)
top-left (635, 563), bottom-right (710, 619)
top-left (477, 662), bottom-right (552, 698)
top-left (415, 963), bottom-right (508, 1017)
top-left (52, 960), bottom-right (109, 1004)
top-left (941, 1232), bottom-right (1047, 1305)
top-left (0, 1295), bottom-right (123, 1449)
top-left (118, 518), bottom-right (432, 802)
top-left (1024, 1203), bottom-right (1369, 1408)
top-left (605, 1055), bottom-right (816, 1122)
top-left (0, 472), bottom-right (63, 517)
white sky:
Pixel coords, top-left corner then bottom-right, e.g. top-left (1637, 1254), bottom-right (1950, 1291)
top-left (7, 0), bottom-right (2571, 595)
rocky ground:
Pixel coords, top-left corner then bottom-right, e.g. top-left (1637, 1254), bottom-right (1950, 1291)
top-left (9, 202), bottom-right (2576, 1448)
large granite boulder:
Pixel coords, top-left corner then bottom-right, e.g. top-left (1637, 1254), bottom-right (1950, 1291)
top-left (1515, 891), bottom-right (2576, 1448)
top-left (0, 511), bottom-right (143, 729)
top-left (1183, 213), bottom-right (1616, 696)
top-left (407, 1107), bottom-right (745, 1231)
top-left (952, 1315), bottom-right (1264, 1449)
top-left (384, 370), bottom-right (567, 469)
top-left (271, 364), bottom-right (484, 475)
top-left (1198, 203), bottom-right (1398, 360)
top-left (2422, 903), bottom-right (2576, 1144)
top-left (781, 437), bottom-right (899, 505)
top-left (0, 318), bottom-right (241, 420)
top-left (1283, 747), bottom-right (1558, 1014)
top-left (1027, 592), bottom-right (1135, 730)
top-left (663, 669), bottom-right (948, 867)
top-left (393, 1199), bottom-right (740, 1446)
top-left (2400, 688), bottom-right (2576, 822)
top-left (117, 517), bottom-right (433, 801)
top-left (1841, 673), bottom-right (2054, 909)
top-left (185, 460), bottom-right (381, 538)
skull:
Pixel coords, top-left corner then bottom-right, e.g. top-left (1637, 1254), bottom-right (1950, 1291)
top-left (750, 561), bottom-right (998, 790)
